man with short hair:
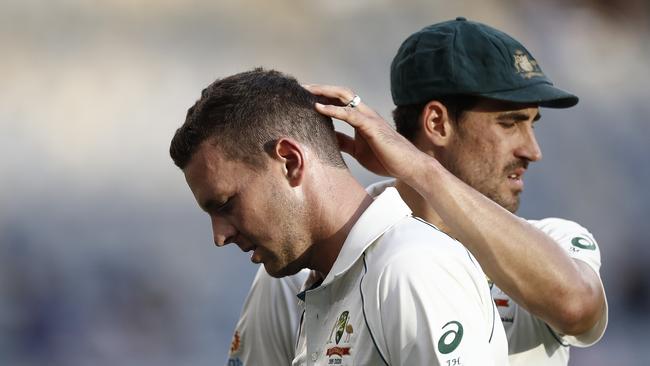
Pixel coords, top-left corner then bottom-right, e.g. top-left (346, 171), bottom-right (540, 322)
top-left (171, 68), bottom-right (507, 366)
top-left (226, 18), bottom-right (608, 366)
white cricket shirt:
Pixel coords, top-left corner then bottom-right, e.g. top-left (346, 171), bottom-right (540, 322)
top-left (226, 180), bottom-right (606, 366)
top-left (292, 188), bottom-right (507, 366)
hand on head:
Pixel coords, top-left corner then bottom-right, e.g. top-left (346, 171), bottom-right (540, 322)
top-left (304, 84), bottom-right (431, 180)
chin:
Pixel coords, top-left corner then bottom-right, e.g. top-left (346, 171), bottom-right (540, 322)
top-left (265, 261), bottom-right (304, 278)
top-left (492, 194), bottom-right (519, 213)
top-left (264, 263), bottom-right (291, 278)
top-left (262, 263), bottom-right (280, 278)
top-left (503, 197), bottom-right (520, 213)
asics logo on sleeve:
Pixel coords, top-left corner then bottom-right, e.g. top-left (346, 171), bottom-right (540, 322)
top-left (438, 321), bottom-right (464, 354)
top-left (571, 236), bottom-right (596, 250)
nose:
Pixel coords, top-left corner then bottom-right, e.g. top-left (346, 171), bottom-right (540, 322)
top-left (211, 215), bottom-right (237, 247)
top-left (515, 125), bottom-right (543, 162)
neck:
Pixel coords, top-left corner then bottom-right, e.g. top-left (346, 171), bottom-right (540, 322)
top-left (306, 169), bottom-right (373, 278)
top-left (394, 179), bottom-right (451, 234)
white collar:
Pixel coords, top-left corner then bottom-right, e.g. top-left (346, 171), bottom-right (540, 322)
top-left (321, 187), bottom-right (411, 286)
top-left (365, 179), bottom-right (397, 198)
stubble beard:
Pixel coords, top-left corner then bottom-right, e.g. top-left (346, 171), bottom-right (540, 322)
top-left (263, 190), bottom-right (311, 278)
top-left (444, 156), bottom-right (521, 214)
top-left (483, 188), bottom-right (520, 214)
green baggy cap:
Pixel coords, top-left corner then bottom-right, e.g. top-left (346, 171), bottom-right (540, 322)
top-left (391, 17), bottom-right (579, 108)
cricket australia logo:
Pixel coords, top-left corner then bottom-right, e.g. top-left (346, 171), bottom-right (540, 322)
top-left (513, 50), bottom-right (544, 79)
top-left (326, 310), bottom-right (354, 365)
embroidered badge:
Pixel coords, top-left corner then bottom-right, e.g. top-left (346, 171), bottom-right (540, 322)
top-left (513, 50), bottom-right (544, 79)
top-left (326, 311), bottom-right (354, 365)
top-left (329, 311), bottom-right (350, 345)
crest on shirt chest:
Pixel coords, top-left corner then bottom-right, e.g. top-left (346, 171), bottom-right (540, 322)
top-left (325, 310), bottom-right (354, 365)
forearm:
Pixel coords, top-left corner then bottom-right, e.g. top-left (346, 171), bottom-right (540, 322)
top-left (401, 156), bottom-right (603, 334)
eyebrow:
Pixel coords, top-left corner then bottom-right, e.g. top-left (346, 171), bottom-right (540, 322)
top-left (496, 111), bottom-right (542, 122)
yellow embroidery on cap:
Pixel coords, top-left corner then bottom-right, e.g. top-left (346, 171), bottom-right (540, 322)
top-left (513, 50), bottom-right (544, 79)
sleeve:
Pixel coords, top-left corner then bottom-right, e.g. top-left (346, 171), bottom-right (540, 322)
top-left (529, 217), bottom-right (608, 347)
top-left (225, 266), bottom-right (309, 366)
top-left (530, 218), bottom-right (602, 273)
top-left (365, 245), bottom-right (504, 366)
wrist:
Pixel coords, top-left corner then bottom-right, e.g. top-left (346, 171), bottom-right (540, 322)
top-left (400, 152), bottom-right (443, 194)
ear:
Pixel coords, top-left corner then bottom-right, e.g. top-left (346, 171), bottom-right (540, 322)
top-left (273, 138), bottom-right (306, 187)
top-left (419, 100), bottom-right (455, 148)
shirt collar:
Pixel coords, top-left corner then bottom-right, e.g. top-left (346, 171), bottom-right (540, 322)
top-left (365, 178), bottom-right (397, 197)
top-left (297, 271), bottom-right (324, 301)
top-left (321, 187), bottom-right (412, 286)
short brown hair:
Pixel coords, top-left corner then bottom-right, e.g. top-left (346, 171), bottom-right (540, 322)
top-left (170, 68), bottom-right (346, 169)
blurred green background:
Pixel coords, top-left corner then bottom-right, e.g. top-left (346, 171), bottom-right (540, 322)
top-left (1, 0), bottom-right (649, 365)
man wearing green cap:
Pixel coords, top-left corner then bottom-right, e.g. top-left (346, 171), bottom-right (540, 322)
top-left (225, 18), bottom-right (608, 366)
top-left (309, 17), bottom-right (608, 365)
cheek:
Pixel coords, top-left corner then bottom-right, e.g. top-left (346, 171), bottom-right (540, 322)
top-left (235, 205), bottom-right (264, 233)
top-left (454, 135), bottom-right (489, 164)
top-left (239, 194), bottom-right (284, 238)
top-left (467, 134), bottom-right (505, 164)
top-left (454, 139), bottom-right (503, 178)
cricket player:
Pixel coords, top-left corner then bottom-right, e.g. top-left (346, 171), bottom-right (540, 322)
top-left (170, 68), bottom-right (507, 366)
top-left (226, 18), bottom-right (608, 366)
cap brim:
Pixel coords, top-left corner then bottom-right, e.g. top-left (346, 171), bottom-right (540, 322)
top-left (479, 82), bottom-right (579, 109)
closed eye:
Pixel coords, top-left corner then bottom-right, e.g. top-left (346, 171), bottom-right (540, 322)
top-left (203, 197), bottom-right (234, 214)
top-left (497, 111), bottom-right (541, 129)
top-left (216, 198), bottom-right (234, 214)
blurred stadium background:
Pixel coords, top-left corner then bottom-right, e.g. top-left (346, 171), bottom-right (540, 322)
top-left (1, 0), bottom-right (649, 365)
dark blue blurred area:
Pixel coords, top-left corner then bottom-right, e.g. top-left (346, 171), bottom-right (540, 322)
top-left (1, 191), bottom-right (255, 365)
top-left (1, 1), bottom-right (649, 365)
